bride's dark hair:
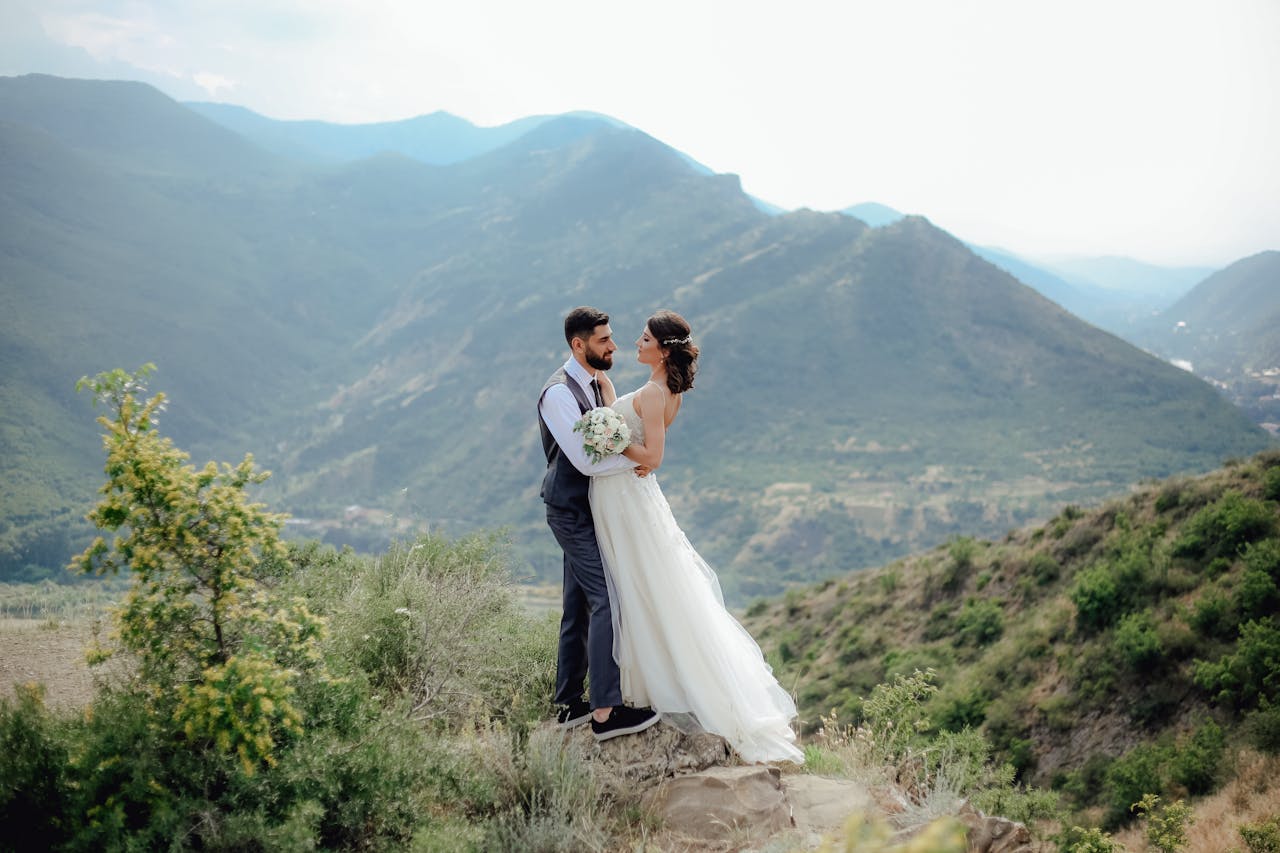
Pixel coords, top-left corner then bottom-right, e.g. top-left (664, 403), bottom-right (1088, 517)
top-left (648, 309), bottom-right (699, 394)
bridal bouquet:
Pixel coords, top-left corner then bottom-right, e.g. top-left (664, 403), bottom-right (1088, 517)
top-left (573, 406), bottom-right (631, 463)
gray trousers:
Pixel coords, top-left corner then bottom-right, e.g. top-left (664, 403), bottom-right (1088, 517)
top-left (546, 503), bottom-right (623, 709)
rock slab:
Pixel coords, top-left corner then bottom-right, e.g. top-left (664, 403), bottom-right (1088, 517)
top-left (644, 765), bottom-right (792, 842)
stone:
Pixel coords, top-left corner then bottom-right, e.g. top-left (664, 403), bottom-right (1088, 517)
top-left (560, 719), bottom-right (732, 797)
top-left (644, 765), bottom-right (792, 842)
top-left (956, 800), bottom-right (1036, 853)
top-left (782, 774), bottom-right (874, 833)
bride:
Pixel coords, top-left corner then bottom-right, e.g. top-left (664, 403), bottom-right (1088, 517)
top-left (592, 309), bottom-right (803, 765)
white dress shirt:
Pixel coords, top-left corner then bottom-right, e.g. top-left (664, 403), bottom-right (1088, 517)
top-left (539, 358), bottom-right (637, 477)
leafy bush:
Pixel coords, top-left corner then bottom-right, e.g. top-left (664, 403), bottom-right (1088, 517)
top-left (1190, 590), bottom-right (1238, 640)
top-left (1132, 794), bottom-right (1194, 853)
top-left (479, 727), bottom-right (608, 853)
top-left (934, 686), bottom-right (990, 732)
top-left (1071, 563), bottom-right (1123, 633)
top-left (1194, 618), bottom-right (1280, 708)
top-left (1244, 700), bottom-right (1280, 753)
top-left (953, 598), bottom-right (1004, 646)
top-left (1168, 720), bottom-right (1224, 795)
top-left (1030, 553), bottom-right (1061, 585)
top-left (1240, 814), bottom-right (1280, 853)
top-left (1114, 610), bottom-right (1165, 670)
top-left (1104, 741), bottom-right (1169, 827)
top-left (72, 366), bottom-right (325, 775)
top-left (20, 366), bottom-right (571, 850)
top-left (0, 685), bottom-right (71, 851)
top-left (298, 535), bottom-right (556, 729)
top-left (1172, 491), bottom-right (1276, 561)
top-left (1053, 825), bottom-right (1125, 853)
top-left (1263, 465), bottom-right (1280, 501)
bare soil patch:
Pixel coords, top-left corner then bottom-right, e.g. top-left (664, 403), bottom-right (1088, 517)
top-left (0, 618), bottom-right (96, 708)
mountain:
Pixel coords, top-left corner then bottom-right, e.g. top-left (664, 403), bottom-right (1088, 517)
top-left (836, 207), bottom-right (1205, 337)
top-left (1142, 251), bottom-right (1280, 373)
top-left (840, 202), bottom-right (904, 227)
top-left (1135, 252), bottom-right (1280, 430)
top-left (1045, 255), bottom-right (1213, 301)
top-left (744, 448), bottom-right (1280, 825)
top-left (185, 101), bottom-right (554, 165)
top-left (1, 74), bottom-right (1272, 598)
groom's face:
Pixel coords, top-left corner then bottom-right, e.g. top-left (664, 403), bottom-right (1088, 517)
top-left (582, 323), bottom-right (616, 371)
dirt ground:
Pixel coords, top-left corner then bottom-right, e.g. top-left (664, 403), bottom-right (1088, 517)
top-left (0, 618), bottom-right (98, 708)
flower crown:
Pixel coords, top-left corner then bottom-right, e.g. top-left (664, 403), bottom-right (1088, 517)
top-left (662, 336), bottom-right (691, 346)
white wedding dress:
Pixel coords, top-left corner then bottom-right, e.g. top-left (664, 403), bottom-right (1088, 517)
top-left (590, 388), bottom-right (803, 764)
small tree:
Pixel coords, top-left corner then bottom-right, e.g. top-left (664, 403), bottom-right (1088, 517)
top-left (1132, 794), bottom-right (1193, 853)
top-left (72, 365), bottom-right (325, 774)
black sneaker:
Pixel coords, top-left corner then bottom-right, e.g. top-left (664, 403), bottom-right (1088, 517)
top-left (556, 698), bottom-right (592, 730)
top-left (591, 705), bottom-right (660, 741)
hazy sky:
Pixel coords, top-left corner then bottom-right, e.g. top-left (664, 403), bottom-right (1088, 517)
top-left (3, 0), bottom-right (1277, 267)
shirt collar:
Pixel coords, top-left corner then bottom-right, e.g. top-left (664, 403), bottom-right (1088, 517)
top-left (562, 357), bottom-right (597, 395)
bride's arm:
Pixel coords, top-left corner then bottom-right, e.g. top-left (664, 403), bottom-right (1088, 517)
top-left (598, 371), bottom-right (617, 406)
top-left (622, 384), bottom-right (668, 470)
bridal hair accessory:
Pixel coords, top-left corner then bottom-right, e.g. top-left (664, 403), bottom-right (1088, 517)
top-left (662, 336), bottom-right (691, 346)
top-left (573, 406), bottom-right (632, 463)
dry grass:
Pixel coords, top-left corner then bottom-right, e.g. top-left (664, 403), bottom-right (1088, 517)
top-left (1113, 750), bottom-right (1280, 852)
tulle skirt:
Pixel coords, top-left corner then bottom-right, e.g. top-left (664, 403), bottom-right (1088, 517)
top-left (590, 469), bottom-right (803, 764)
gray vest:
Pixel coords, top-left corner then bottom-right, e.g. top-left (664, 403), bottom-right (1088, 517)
top-left (538, 368), bottom-right (596, 512)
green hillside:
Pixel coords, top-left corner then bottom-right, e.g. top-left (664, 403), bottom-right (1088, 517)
top-left (1138, 251), bottom-right (1280, 430)
top-left (1142, 251), bottom-right (1280, 375)
top-left (745, 449), bottom-right (1280, 825)
top-left (0, 74), bottom-right (1273, 598)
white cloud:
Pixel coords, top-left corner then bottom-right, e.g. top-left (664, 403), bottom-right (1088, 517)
top-left (192, 71), bottom-right (234, 97)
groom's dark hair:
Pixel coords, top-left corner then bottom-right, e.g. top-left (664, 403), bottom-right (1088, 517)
top-left (564, 306), bottom-right (609, 346)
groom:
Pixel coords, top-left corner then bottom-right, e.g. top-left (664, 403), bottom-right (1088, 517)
top-left (538, 306), bottom-right (660, 741)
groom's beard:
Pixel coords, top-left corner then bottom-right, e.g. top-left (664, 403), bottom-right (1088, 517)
top-left (585, 347), bottom-right (613, 371)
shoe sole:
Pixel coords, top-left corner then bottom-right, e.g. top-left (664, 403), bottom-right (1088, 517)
top-left (593, 713), bottom-right (661, 742)
top-left (557, 712), bottom-right (591, 730)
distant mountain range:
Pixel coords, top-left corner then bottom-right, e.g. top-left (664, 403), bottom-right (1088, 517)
top-left (1139, 251), bottom-right (1280, 372)
top-left (1132, 252), bottom-right (1280, 429)
top-left (838, 202), bottom-right (1212, 335)
top-left (1, 74), bottom-right (1272, 598)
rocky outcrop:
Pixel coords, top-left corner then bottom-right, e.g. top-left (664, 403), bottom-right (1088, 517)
top-left (644, 765), bottom-right (791, 842)
top-left (553, 720), bottom-right (1037, 850)
top-left (956, 801), bottom-right (1037, 853)
top-left (783, 774), bottom-right (874, 833)
top-left (562, 720), bottom-right (732, 797)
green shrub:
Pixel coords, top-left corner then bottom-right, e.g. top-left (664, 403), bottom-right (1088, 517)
top-left (480, 727), bottom-right (607, 853)
top-left (1240, 814), bottom-right (1280, 853)
top-left (1262, 466), bottom-right (1280, 501)
top-left (1245, 537), bottom-right (1280, 578)
top-left (953, 598), bottom-right (1004, 647)
top-left (1173, 491), bottom-right (1276, 561)
top-left (1169, 720), bottom-right (1224, 795)
top-left (1132, 793), bottom-right (1194, 853)
top-left (1030, 553), bottom-right (1061, 585)
top-left (1104, 742), bottom-right (1170, 827)
top-left (1071, 564), bottom-right (1124, 633)
top-left (1237, 566), bottom-right (1280, 621)
top-left (1244, 700), bottom-right (1280, 753)
top-left (934, 686), bottom-right (990, 732)
top-left (1194, 618), bottom-right (1280, 709)
top-left (1190, 590), bottom-right (1238, 640)
top-left (1053, 825), bottom-right (1125, 853)
top-left (0, 684), bottom-right (71, 851)
top-left (1115, 610), bottom-right (1165, 670)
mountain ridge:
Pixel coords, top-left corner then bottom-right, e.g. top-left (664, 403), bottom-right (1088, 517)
top-left (0, 74), bottom-right (1272, 596)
